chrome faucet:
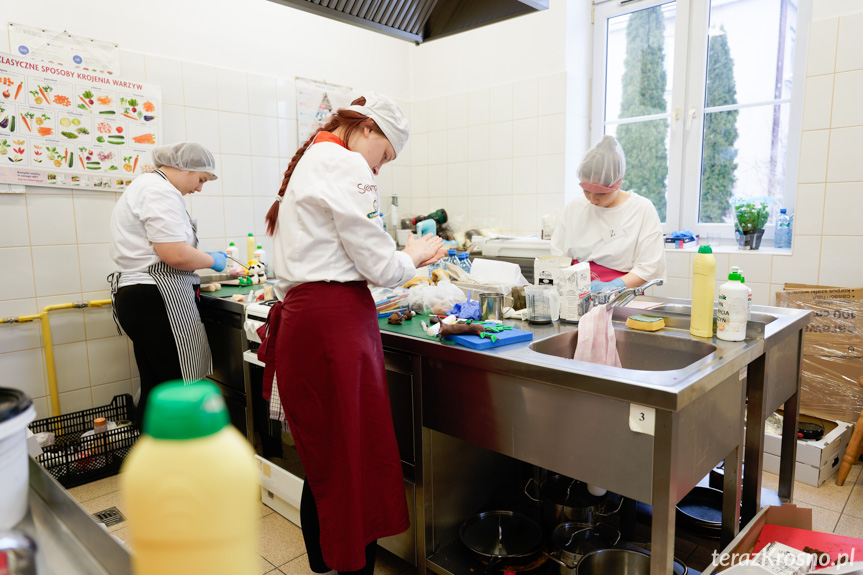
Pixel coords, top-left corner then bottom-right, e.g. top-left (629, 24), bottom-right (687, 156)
top-left (606, 279), bottom-right (664, 308)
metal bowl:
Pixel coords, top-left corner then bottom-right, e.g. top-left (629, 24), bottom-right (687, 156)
top-left (576, 549), bottom-right (651, 575)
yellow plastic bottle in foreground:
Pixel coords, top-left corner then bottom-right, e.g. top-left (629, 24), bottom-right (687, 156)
top-left (121, 382), bottom-right (258, 575)
top-left (690, 245), bottom-right (717, 338)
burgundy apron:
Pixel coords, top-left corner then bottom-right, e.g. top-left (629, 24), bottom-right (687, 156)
top-left (572, 259), bottom-right (626, 283)
top-left (257, 281), bottom-right (409, 571)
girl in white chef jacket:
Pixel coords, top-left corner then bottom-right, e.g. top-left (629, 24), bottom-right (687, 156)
top-left (258, 93), bottom-right (444, 575)
top-left (108, 142), bottom-right (227, 425)
top-left (551, 135), bottom-right (666, 291)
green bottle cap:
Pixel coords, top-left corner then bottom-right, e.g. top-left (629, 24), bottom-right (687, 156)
top-left (728, 272), bottom-right (741, 281)
top-left (698, 245), bottom-right (713, 254)
top-left (248, 233), bottom-right (253, 237)
top-left (143, 381), bottom-right (229, 440)
top-left (229, 242), bottom-right (235, 247)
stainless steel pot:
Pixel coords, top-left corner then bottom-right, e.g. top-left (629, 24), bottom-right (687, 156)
top-left (576, 549), bottom-right (651, 575)
top-left (459, 510), bottom-right (544, 572)
top-left (524, 475), bottom-right (622, 530)
top-left (545, 522), bottom-right (620, 575)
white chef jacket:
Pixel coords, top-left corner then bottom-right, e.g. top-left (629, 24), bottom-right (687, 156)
top-left (550, 191), bottom-right (666, 282)
top-left (110, 172), bottom-right (196, 287)
top-left (273, 135), bottom-right (415, 300)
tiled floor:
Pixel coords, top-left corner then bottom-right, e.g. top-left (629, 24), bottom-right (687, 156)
top-left (69, 463), bottom-right (863, 574)
top-left (68, 475), bottom-right (415, 575)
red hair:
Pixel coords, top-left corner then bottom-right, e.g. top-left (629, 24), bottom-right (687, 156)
top-left (265, 97), bottom-right (383, 236)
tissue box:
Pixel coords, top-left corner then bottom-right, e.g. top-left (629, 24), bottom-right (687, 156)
top-left (558, 262), bottom-right (592, 323)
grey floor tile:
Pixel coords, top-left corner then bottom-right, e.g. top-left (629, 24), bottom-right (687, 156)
top-left (793, 502), bottom-right (841, 533)
top-left (68, 475), bottom-right (122, 503)
top-left (259, 555), bottom-right (276, 575)
top-left (258, 512), bottom-right (306, 567)
top-left (834, 514), bottom-right (863, 538)
top-left (277, 553), bottom-right (311, 575)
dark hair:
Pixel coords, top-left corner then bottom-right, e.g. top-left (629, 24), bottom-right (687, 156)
top-left (265, 97), bottom-right (383, 236)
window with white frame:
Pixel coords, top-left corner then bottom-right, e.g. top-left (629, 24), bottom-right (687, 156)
top-left (591, 0), bottom-right (810, 242)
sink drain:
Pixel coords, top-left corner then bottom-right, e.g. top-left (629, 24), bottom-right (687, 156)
top-left (92, 507), bottom-right (125, 527)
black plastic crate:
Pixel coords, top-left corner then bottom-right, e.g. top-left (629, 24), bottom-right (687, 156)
top-left (28, 394), bottom-right (140, 488)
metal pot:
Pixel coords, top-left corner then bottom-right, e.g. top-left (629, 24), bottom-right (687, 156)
top-left (576, 549), bottom-right (651, 575)
top-left (524, 475), bottom-right (622, 530)
top-left (545, 522), bottom-right (620, 575)
top-left (459, 510), bottom-right (545, 572)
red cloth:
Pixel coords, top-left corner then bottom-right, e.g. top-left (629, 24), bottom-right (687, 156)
top-left (572, 259), bottom-right (627, 282)
top-left (258, 281), bottom-right (409, 571)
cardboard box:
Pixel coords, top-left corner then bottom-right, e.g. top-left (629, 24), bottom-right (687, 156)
top-left (701, 504), bottom-right (812, 574)
top-left (762, 451), bottom-right (842, 487)
top-left (776, 284), bottom-right (863, 422)
top-left (763, 414), bottom-right (854, 470)
top-left (534, 255), bottom-right (572, 286)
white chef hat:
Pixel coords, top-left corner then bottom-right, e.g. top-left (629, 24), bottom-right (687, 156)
top-left (151, 142), bottom-right (218, 180)
top-left (578, 135), bottom-right (626, 193)
top-left (345, 92), bottom-right (410, 158)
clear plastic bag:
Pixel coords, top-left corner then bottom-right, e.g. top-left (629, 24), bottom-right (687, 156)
top-left (406, 281), bottom-right (467, 315)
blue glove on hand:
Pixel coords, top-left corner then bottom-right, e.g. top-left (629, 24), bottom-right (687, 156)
top-left (206, 251), bottom-right (227, 272)
top-left (591, 277), bottom-right (626, 293)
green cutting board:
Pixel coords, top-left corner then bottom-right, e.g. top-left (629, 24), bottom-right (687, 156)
top-left (205, 284), bottom-right (263, 298)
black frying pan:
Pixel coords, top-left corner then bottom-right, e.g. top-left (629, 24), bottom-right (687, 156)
top-left (460, 510), bottom-right (545, 573)
top-left (675, 486), bottom-right (723, 538)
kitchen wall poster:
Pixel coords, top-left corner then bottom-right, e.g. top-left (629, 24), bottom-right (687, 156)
top-left (8, 23), bottom-right (120, 75)
top-left (0, 50), bottom-right (160, 192)
top-left (295, 77), bottom-right (353, 144)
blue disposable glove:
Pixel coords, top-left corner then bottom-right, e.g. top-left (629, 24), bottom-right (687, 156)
top-left (450, 299), bottom-right (481, 321)
top-left (591, 277), bottom-right (626, 293)
top-left (206, 251), bottom-right (227, 272)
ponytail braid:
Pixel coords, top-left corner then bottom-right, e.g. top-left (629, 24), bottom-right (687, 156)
top-left (265, 97), bottom-right (381, 236)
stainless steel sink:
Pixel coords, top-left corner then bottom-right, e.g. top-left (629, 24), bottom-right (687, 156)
top-left (528, 328), bottom-right (717, 371)
top-left (649, 303), bottom-right (776, 324)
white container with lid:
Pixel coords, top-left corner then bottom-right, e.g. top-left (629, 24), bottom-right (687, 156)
top-left (0, 388), bottom-right (36, 529)
top-left (717, 269), bottom-right (749, 342)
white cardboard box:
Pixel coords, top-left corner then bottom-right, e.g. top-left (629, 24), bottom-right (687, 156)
top-left (761, 417), bottom-right (854, 486)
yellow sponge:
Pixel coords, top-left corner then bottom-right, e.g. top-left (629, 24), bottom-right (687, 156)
top-left (626, 315), bottom-right (666, 332)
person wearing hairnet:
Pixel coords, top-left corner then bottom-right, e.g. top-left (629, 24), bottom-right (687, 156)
top-left (551, 135), bottom-right (666, 292)
top-left (107, 142), bottom-right (226, 424)
top-left (257, 93), bottom-right (444, 575)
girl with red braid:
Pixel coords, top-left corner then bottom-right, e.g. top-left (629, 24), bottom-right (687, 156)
top-left (258, 93), bottom-right (444, 575)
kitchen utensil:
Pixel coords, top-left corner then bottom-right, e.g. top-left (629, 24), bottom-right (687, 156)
top-left (480, 292), bottom-right (505, 321)
top-left (545, 522), bottom-right (620, 573)
top-left (576, 548), bottom-right (651, 575)
top-left (459, 510), bottom-right (544, 571)
top-left (622, 542), bottom-right (688, 575)
top-left (525, 285), bottom-right (559, 324)
top-left (525, 475), bottom-right (622, 531)
top-left (675, 485), bottom-right (723, 538)
top-left (226, 254), bottom-right (250, 270)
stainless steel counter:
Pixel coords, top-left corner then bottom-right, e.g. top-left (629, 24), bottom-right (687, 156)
top-left (378, 295), bottom-right (811, 575)
top-left (14, 458), bottom-right (131, 575)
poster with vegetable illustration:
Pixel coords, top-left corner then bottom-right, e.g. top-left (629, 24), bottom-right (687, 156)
top-left (0, 73), bottom-right (25, 103)
top-left (0, 50), bottom-right (161, 190)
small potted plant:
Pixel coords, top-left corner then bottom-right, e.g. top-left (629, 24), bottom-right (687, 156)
top-left (732, 199), bottom-right (770, 250)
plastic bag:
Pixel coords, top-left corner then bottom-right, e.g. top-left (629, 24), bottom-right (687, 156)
top-left (573, 304), bottom-right (622, 367)
top-left (406, 281), bottom-right (467, 315)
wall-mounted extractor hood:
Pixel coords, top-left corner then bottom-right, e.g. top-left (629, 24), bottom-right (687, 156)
top-left (266, 0), bottom-right (550, 44)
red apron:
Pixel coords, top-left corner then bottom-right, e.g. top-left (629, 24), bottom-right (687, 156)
top-left (573, 260), bottom-right (627, 283)
top-left (257, 281), bottom-right (409, 571)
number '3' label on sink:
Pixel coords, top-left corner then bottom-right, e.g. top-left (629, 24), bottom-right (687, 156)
top-left (629, 404), bottom-right (656, 436)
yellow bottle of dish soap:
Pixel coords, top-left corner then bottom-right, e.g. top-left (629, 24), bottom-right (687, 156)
top-left (121, 382), bottom-right (258, 575)
top-left (246, 233), bottom-right (256, 264)
top-left (690, 245), bottom-right (716, 338)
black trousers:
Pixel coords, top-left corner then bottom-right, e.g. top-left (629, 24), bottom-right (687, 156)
top-left (115, 283), bottom-right (183, 427)
top-left (301, 481), bottom-right (377, 575)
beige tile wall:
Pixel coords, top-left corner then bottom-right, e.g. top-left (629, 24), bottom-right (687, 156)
top-left (653, 11), bottom-right (863, 305)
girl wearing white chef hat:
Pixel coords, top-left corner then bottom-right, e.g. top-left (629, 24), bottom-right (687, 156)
top-left (258, 94), bottom-right (444, 574)
top-left (551, 135), bottom-right (666, 292)
top-left (107, 142), bottom-right (226, 426)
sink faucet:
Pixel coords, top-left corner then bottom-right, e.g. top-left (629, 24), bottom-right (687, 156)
top-left (606, 279), bottom-right (664, 308)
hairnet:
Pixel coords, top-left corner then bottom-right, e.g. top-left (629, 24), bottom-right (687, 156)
top-left (345, 92), bottom-right (410, 158)
top-left (578, 135), bottom-right (626, 192)
top-left (151, 142), bottom-right (218, 180)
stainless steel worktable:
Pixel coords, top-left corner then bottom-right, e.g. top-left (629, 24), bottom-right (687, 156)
top-left (378, 295), bottom-right (811, 575)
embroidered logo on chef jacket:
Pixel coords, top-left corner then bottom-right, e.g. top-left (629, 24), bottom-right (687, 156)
top-left (357, 182), bottom-right (377, 194)
top-left (367, 198), bottom-right (379, 219)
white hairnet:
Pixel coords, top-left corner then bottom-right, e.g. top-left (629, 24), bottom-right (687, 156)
top-left (151, 142), bottom-right (218, 180)
top-left (345, 92), bottom-right (410, 158)
top-left (578, 135), bottom-right (626, 188)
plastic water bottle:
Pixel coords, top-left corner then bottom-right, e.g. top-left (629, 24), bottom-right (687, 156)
top-left (457, 252), bottom-right (472, 273)
top-left (444, 249), bottom-right (458, 272)
top-left (775, 209), bottom-right (792, 249)
top-left (122, 381), bottom-right (258, 575)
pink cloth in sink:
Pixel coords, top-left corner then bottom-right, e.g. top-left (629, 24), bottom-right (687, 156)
top-left (573, 303), bottom-right (622, 367)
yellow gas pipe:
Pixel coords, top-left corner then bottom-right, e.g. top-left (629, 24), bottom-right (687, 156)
top-left (0, 300), bottom-right (112, 416)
